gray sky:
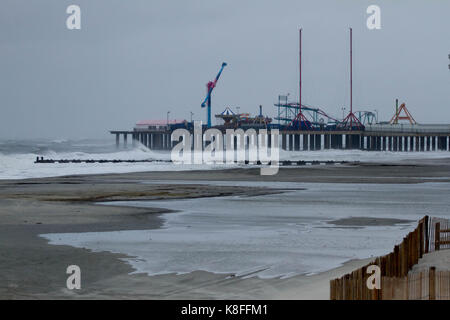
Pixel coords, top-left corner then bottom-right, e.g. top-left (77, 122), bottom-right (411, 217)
top-left (0, 0), bottom-right (449, 139)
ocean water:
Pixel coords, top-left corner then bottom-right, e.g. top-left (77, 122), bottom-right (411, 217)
top-left (41, 181), bottom-right (450, 279)
top-left (7, 139), bottom-right (448, 278)
top-left (0, 139), bottom-right (223, 180)
top-left (1, 138), bottom-right (450, 180)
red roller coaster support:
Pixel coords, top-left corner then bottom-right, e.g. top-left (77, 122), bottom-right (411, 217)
top-left (290, 28), bottom-right (312, 130)
top-left (339, 28), bottom-right (364, 130)
top-left (390, 100), bottom-right (417, 125)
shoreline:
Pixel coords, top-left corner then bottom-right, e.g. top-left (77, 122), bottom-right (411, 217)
top-left (2, 156), bottom-right (450, 184)
top-left (0, 174), bottom-right (285, 299)
top-left (1, 160), bottom-right (450, 299)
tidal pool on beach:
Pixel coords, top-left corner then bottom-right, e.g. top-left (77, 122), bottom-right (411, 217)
top-left (41, 182), bottom-right (450, 279)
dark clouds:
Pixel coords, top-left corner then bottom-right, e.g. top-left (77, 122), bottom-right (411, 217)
top-left (0, 0), bottom-right (449, 139)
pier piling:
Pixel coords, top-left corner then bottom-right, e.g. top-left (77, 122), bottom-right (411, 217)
top-left (111, 126), bottom-right (450, 153)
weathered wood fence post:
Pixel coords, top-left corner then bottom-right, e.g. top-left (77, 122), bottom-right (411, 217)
top-left (429, 267), bottom-right (436, 300)
top-left (435, 222), bottom-right (441, 251)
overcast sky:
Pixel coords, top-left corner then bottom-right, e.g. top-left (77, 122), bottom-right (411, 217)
top-left (0, 0), bottom-right (449, 139)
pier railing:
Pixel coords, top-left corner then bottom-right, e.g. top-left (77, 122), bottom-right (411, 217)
top-left (330, 216), bottom-right (450, 300)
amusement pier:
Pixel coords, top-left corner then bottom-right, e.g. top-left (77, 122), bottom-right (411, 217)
top-left (111, 28), bottom-right (450, 152)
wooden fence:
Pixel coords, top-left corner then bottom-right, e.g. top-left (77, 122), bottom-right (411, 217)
top-left (381, 267), bottom-right (450, 300)
top-left (330, 216), bottom-right (450, 300)
top-left (430, 217), bottom-right (450, 251)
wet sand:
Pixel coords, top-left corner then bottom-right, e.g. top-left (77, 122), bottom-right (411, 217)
top-left (327, 217), bottom-right (414, 227)
top-left (1, 159), bottom-right (450, 299)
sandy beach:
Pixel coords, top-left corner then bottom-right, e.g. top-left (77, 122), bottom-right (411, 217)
top-left (1, 158), bottom-right (450, 299)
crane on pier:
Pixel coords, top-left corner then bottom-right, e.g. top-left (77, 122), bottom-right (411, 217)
top-left (201, 62), bottom-right (227, 128)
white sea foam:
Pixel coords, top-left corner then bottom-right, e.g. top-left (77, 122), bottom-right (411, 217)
top-left (0, 144), bottom-right (234, 180)
top-left (279, 149), bottom-right (450, 162)
top-left (1, 138), bottom-right (449, 179)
